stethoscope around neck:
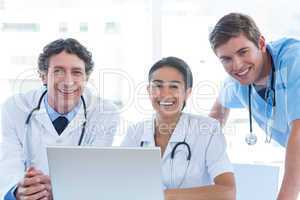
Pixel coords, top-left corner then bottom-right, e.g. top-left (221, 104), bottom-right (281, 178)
top-left (140, 120), bottom-right (192, 188)
top-left (24, 90), bottom-right (87, 168)
top-left (245, 64), bottom-right (276, 145)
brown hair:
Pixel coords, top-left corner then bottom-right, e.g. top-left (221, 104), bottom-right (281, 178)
top-left (209, 13), bottom-right (261, 51)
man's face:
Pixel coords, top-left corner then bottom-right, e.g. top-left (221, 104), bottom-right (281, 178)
top-left (215, 34), bottom-right (266, 85)
top-left (42, 50), bottom-right (87, 113)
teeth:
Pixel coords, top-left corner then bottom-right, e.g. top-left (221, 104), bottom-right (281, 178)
top-left (159, 102), bottom-right (173, 106)
top-left (237, 68), bottom-right (250, 76)
top-left (59, 90), bottom-right (75, 94)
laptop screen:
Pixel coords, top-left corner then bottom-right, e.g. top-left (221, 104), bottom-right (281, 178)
top-left (47, 146), bottom-right (164, 200)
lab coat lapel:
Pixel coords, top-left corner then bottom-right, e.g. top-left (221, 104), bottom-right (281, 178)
top-left (62, 90), bottom-right (93, 137)
top-left (140, 116), bottom-right (156, 147)
top-left (34, 98), bottom-right (57, 135)
top-left (162, 113), bottom-right (188, 161)
top-left (34, 96), bottom-right (85, 137)
top-left (61, 103), bottom-right (86, 137)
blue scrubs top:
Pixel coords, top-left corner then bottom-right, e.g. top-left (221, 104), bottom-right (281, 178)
top-left (219, 38), bottom-right (300, 147)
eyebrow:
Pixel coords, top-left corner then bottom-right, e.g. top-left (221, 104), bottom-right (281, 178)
top-left (53, 66), bottom-right (84, 71)
top-left (219, 47), bottom-right (249, 60)
top-left (151, 80), bottom-right (182, 84)
top-left (71, 67), bottom-right (84, 71)
top-left (219, 55), bottom-right (231, 60)
top-left (236, 47), bottom-right (249, 54)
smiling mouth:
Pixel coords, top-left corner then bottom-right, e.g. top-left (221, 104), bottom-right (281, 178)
top-left (235, 67), bottom-right (251, 77)
top-left (160, 101), bottom-right (173, 106)
top-left (158, 101), bottom-right (176, 108)
top-left (58, 89), bottom-right (77, 94)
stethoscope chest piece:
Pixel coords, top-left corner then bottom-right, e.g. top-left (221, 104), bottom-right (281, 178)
top-left (245, 132), bottom-right (257, 145)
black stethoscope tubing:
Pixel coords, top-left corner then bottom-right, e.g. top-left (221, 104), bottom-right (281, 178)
top-left (140, 118), bottom-right (192, 188)
top-left (25, 90), bottom-right (87, 146)
top-left (140, 138), bottom-right (191, 188)
top-left (248, 62), bottom-right (276, 143)
top-left (140, 140), bottom-right (192, 161)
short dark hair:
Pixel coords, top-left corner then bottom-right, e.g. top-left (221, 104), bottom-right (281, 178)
top-left (209, 13), bottom-right (261, 51)
top-left (148, 56), bottom-right (193, 89)
top-left (38, 38), bottom-right (94, 76)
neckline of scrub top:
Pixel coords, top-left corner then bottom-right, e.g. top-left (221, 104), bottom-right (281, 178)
top-left (140, 113), bottom-right (189, 145)
top-left (248, 47), bottom-right (277, 123)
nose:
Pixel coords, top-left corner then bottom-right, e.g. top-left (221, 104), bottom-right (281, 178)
top-left (159, 85), bottom-right (172, 97)
top-left (232, 56), bottom-right (243, 72)
top-left (63, 71), bottom-right (75, 86)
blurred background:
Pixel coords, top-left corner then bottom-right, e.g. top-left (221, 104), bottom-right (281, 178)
top-left (1, 0), bottom-right (299, 186)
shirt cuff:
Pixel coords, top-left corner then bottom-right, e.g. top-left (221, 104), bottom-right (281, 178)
top-left (4, 185), bottom-right (17, 200)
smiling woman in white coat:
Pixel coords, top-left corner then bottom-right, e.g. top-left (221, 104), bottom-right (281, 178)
top-left (0, 38), bottom-right (120, 200)
top-left (121, 57), bottom-right (236, 200)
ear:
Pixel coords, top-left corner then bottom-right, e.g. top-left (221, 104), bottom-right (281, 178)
top-left (39, 71), bottom-right (47, 85)
top-left (147, 84), bottom-right (155, 103)
top-left (185, 88), bottom-right (192, 100)
top-left (147, 84), bottom-right (150, 96)
top-left (258, 35), bottom-right (267, 52)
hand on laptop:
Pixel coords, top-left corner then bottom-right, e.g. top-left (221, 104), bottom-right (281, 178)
top-left (15, 167), bottom-right (53, 200)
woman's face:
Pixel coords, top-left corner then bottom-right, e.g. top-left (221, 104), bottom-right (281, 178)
top-left (148, 66), bottom-right (191, 119)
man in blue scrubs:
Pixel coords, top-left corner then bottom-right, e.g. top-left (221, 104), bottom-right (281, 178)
top-left (209, 12), bottom-right (300, 199)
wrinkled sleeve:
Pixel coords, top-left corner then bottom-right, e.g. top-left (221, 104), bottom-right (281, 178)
top-left (218, 77), bottom-right (244, 109)
top-left (121, 124), bottom-right (141, 147)
top-left (205, 122), bottom-right (234, 181)
top-left (90, 100), bottom-right (121, 147)
top-left (0, 99), bottom-right (25, 200)
top-left (286, 48), bottom-right (300, 124)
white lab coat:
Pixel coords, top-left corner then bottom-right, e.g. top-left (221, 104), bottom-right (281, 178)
top-left (121, 113), bottom-right (233, 189)
top-left (0, 87), bottom-right (120, 199)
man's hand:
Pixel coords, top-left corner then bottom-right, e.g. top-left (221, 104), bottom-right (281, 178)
top-left (15, 167), bottom-right (53, 200)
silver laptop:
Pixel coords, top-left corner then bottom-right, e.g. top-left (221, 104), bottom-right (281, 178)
top-left (47, 146), bottom-right (164, 200)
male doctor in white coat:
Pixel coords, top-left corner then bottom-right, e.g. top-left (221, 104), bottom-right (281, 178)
top-left (0, 38), bottom-right (120, 200)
